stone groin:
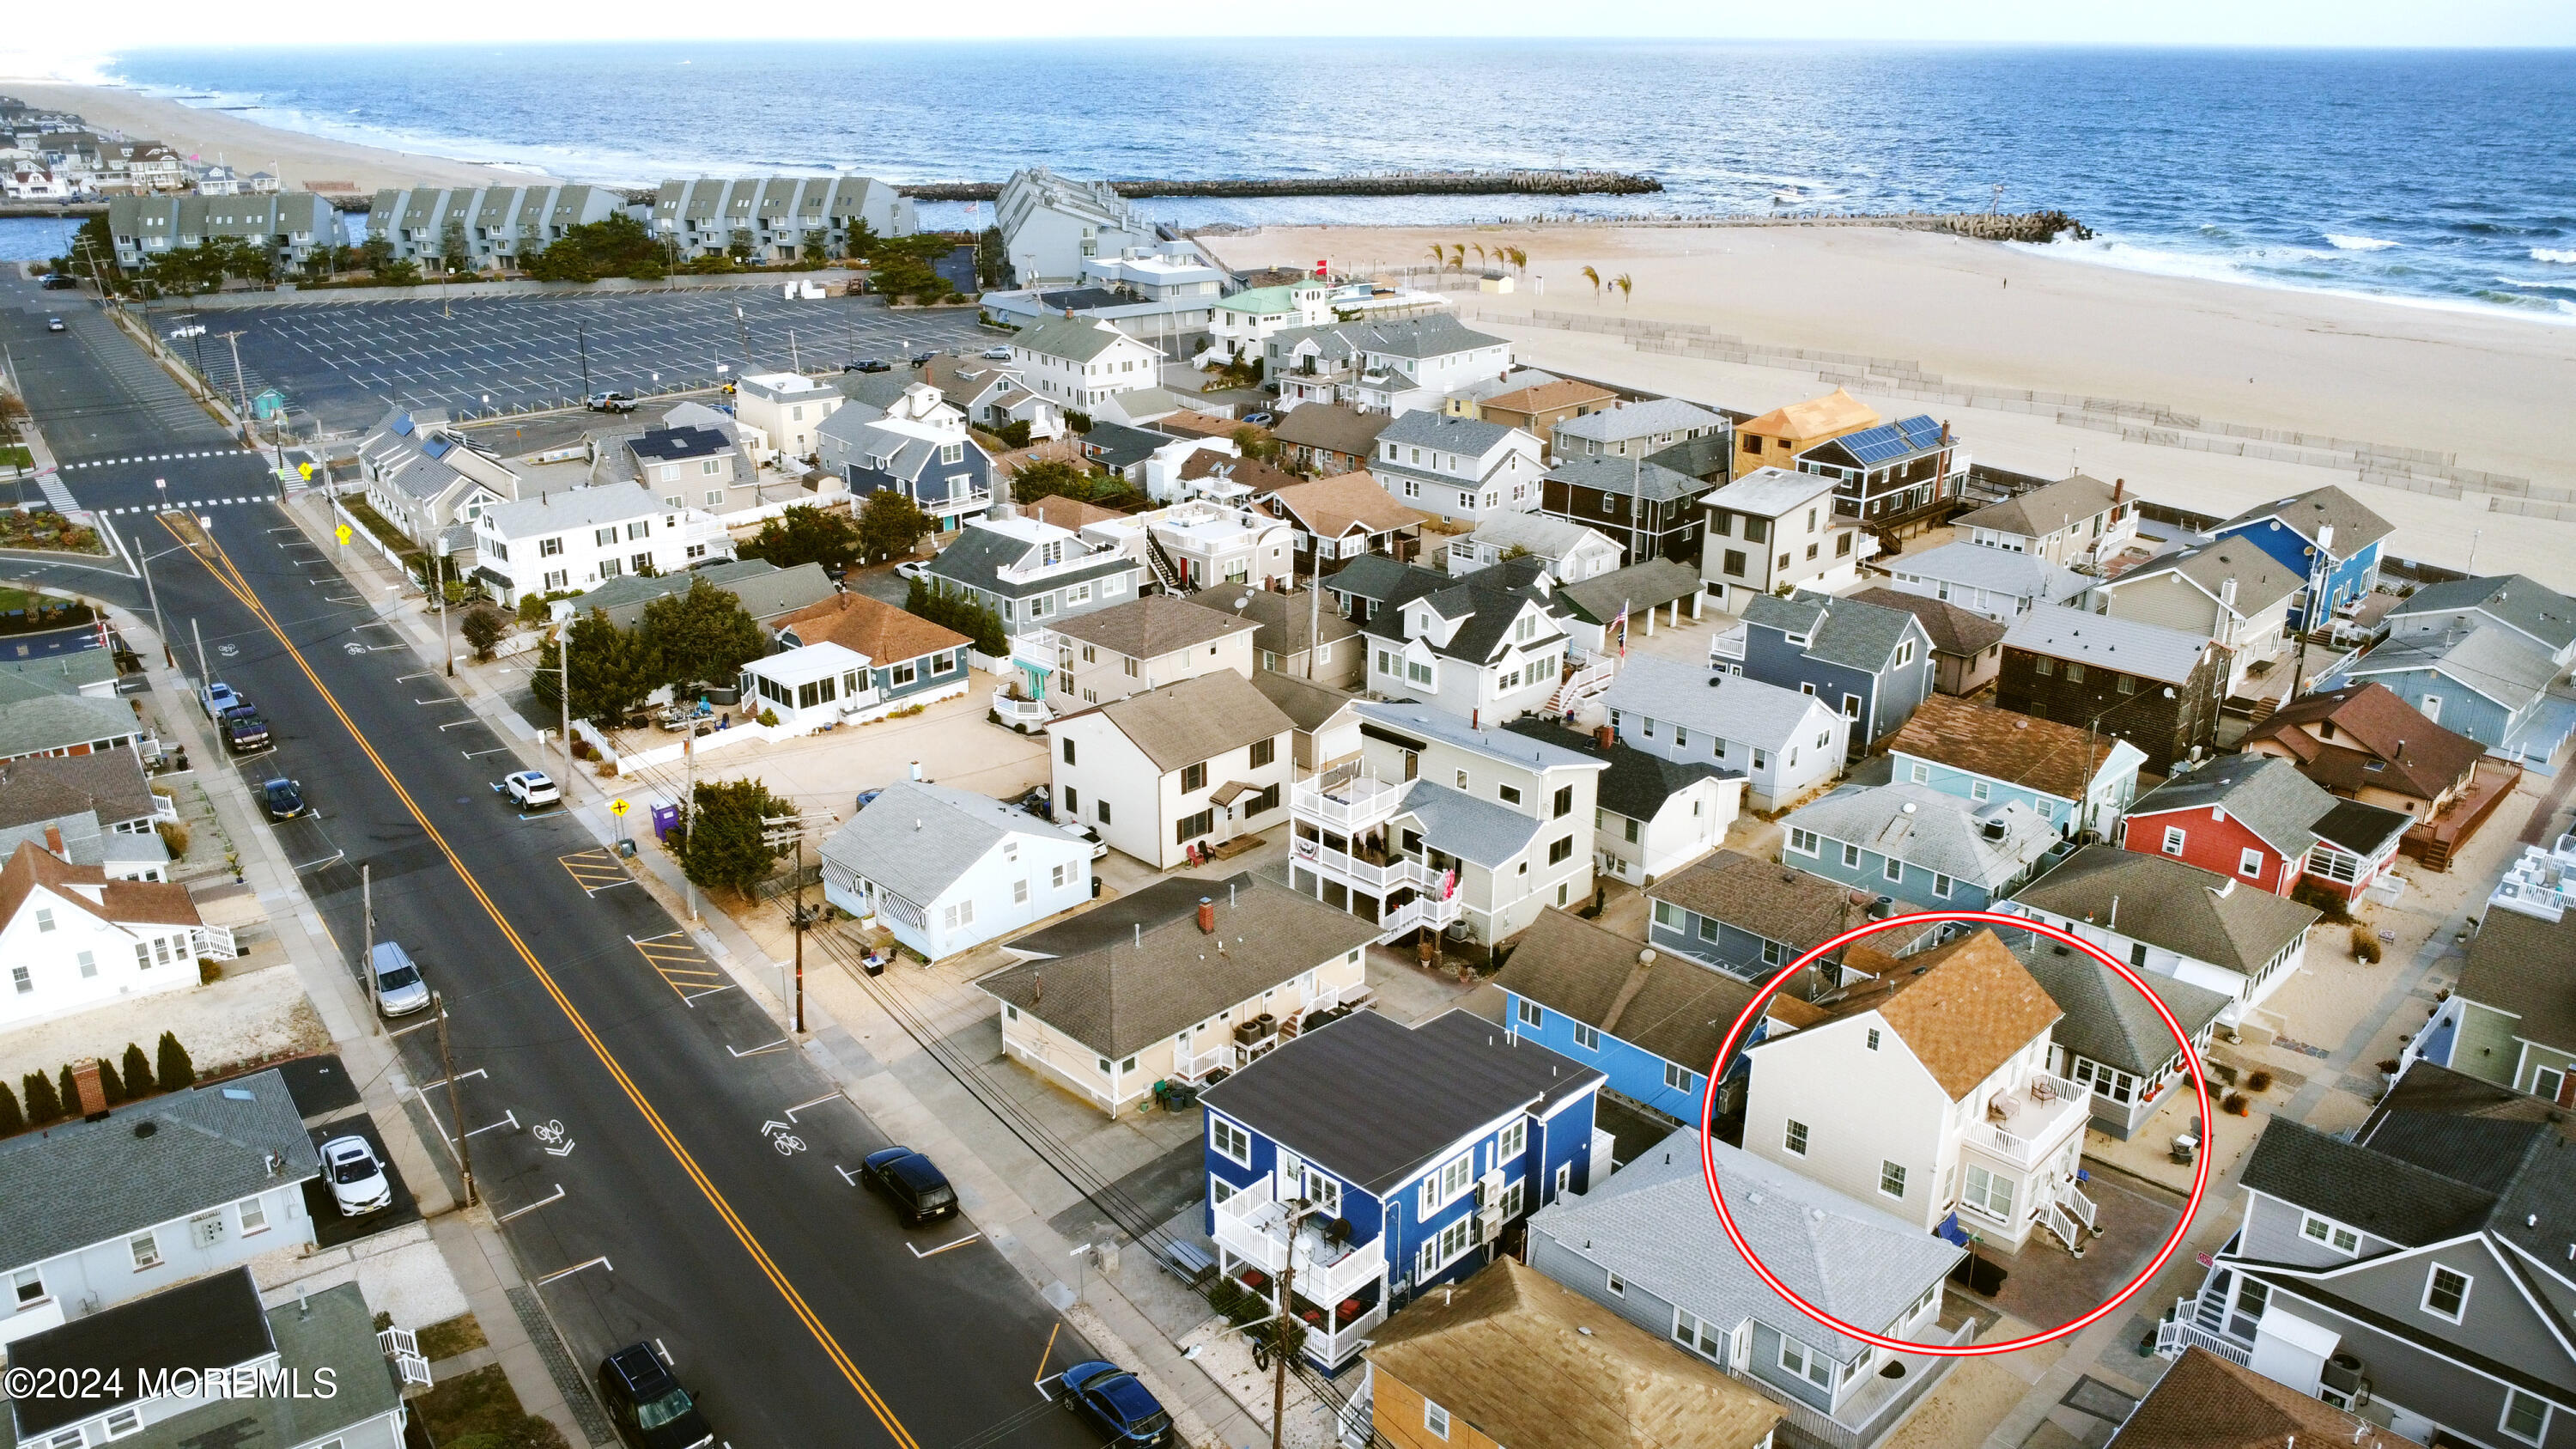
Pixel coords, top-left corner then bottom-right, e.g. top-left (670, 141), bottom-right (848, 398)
top-left (894, 169), bottom-right (1666, 203)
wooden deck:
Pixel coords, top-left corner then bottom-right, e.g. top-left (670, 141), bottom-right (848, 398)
top-left (2401, 758), bottom-right (2523, 872)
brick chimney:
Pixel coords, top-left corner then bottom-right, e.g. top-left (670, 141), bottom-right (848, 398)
top-left (44, 824), bottom-right (64, 858)
top-left (71, 1058), bottom-right (106, 1118)
top-left (1197, 897), bottom-right (1216, 935)
top-left (2111, 478), bottom-right (2125, 503)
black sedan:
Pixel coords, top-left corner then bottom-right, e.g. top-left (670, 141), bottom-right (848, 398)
top-left (859, 1145), bottom-right (958, 1224)
top-left (261, 777), bottom-right (307, 821)
top-left (597, 1343), bottom-right (715, 1449)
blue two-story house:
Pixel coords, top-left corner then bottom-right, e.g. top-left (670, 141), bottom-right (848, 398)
top-left (1717, 589), bottom-right (1933, 757)
top-left (1199, 1008), bottom-right (1604, 1373)
top-left (1885, 693), bottom-right (2146, 841)
top-left (1781, 782), bottom-right (2062, 910)
top-left (1492, 908), bottom-right (1822, 1125)
top-left (815, 382), bottom-right (999, 533)
top-left (2211, 484), bottom-right (2393, 629)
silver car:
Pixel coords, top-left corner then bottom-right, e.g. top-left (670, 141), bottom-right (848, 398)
top-left (371, 941), bottom-right (430, 1017)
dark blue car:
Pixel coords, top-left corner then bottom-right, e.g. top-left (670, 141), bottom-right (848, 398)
top-left (1060, 1361), bottom-right (1171, 1447)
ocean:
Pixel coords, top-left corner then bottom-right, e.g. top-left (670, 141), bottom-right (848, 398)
top-left (12, 40), bottom-right (2576, 320)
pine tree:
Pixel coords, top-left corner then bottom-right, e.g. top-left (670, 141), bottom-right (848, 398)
top-left (155, 1032), bottom-right (195, 1093)
top-left (57, 1064), bottom-right (81, 1117)
top-left (122, 1043), bottom-right (154, 1099)
top-left (22, 1071), bottom-right (60, 1123)
top-left (639, 578), bottom-right (767, 694)
top-left (0, 1079), bottom-right (21, 1136)
top-left (681, 778), bottom-right (792, 896)
top-left (96, 1056), bottom-right (125, 1105)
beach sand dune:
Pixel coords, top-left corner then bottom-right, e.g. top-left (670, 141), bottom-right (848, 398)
top-left (0, 79), bottom-right (555, 192)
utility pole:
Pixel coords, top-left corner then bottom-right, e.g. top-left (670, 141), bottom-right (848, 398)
top-left (734, 305), bottom-right (753, 372)
top-left (1306, 572), bottom-right (1320, 680)
top-left (761, 809), bottom-right (839, 1033)
top-left (191, 618), bottom-right (209, 688)
top-left (361, 863), bottom-right (377, 1030)
top-left (558, 622), bottom-right (573, 791)
top-left (434, 551), bottom-right (453, 677)
top-left (434, 993), bottom-right (477, 1206)
top-left (137, 545), bottom-right (171, 667)
top-left (682, 728), bottom-right (698, 921)
top-left (576, 321), bottom-right (590, 399)
top-left (1269, 1196), bottom-right (1314, 1449)
top-left (216, 330), bottom-right (252, 441)
top-left (788, 329), bottom-right (799, 375)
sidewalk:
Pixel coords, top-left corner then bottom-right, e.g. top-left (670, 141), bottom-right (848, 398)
top-left (291, 488), bottom-right (1278, 1448)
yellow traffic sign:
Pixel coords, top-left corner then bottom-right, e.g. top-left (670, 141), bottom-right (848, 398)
top-left (299, 462), bottom-right (315, 480)
top-left (334, 524), bottom-right (352, 545)
top-left (608, 799), bottom-right (631, 817)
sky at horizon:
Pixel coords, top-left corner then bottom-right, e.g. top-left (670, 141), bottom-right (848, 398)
top-left (2, 1), bottom-right (2574, 72)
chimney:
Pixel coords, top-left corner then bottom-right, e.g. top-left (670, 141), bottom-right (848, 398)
top-left (1198, 897), bottom-right (1215, 935)
top-left (2220, 576), bottom-right (2238, 612)
top-left (1595, 724), bottom-right (1613, 749)
top-left (71, 1058), bottom-right (106, 1118)
top-left (44, 824), bottom-right (64, 858)
top-left (2111, 478), bottom-right (2125, 503)
top-left (1032, 972), bottom-right (1042, 1003)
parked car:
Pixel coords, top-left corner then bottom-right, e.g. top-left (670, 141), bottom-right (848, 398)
top-left (219, 705), bottom-right (270, 753)
top-left (1060, 1361), bottom-right (1172, 1448)
top-left (844, 358), bottom-right (890, 374)
top-left (370, 941), bottom-right (430, 1017)
top-left (597, 1343), bottom-right (716, 1449)
top-left (261, 777), bottom-right (307, 821)
top-left (586, 391), bottom-right (637, 413)
top-left (320, 1135), bottom-right (392, 1216)
top-left (46, 317), bottom-right (66, 333)
top-left (859, 1145), bottom-right (958, 1224)
top-left (503, 770), bottom-right (560, 808)
top-left (895, 560), bottom-right (932, 582)
top-left (981, 345), bottom-right (1013, 361)
top-left (200, 681), bottom-right (244, 719)
top-left (1242, 411), bottom-right (1275, 427)
top-left (909, 351), bottom-right (936, 367)
top-left (39, 273), bottom-right (77, 290)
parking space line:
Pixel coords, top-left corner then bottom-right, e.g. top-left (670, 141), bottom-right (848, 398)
top-left (535, 1256), bottom-right (612, 1286)
top-left (907, 1233), bottom-right (981, 1260)
top-left (727, 1038), bottom-right (790, 1058)
top-left (419, 1067), bottom-right (489, 1091)
top-left (562, 848), bottom-right (635, 894)
top-left (497, 1185), bottom-right (565, 1223)
top-left (783, 1093), bottom-right (846, 1123)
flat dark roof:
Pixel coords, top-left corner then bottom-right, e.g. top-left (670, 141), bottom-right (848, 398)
top-left (9, 1268), bottom-right (270, 1436)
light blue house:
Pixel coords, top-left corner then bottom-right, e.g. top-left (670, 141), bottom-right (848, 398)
top-left (2211, 484), bottom-right (2393, 629)
top-left (2381, 574), bottom-right (2576, 668)
top-left (1782, 782), bottom-right (2062, 910)
top-left (1490, 908), bottom-right (1814, 1124)
top-left (1885, 693), bottom-right (2146, 840)
top-left (2330, 622), bottom-right (2573, 765)
top-left (1198, 1008), bottom-right (1603, 1373)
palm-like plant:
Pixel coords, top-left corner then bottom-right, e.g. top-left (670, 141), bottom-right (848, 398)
top-left (1472, 243), bottom-right (1487, 270)
top-left (1614, 273), bottom-right (1634, 306)
top-left (1505, 246), bottom-right (1528, 274)
top-left (1426, 245), bottom-right (1444, 270)
top-left (1447, 244), bottom-right (1466, 271)
top-left (1581, 265), bottom-right (1601, 299)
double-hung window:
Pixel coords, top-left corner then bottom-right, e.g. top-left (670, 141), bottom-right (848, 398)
top-left (2423, 1263), bottom-right (2470, 1322)
top-left (1841, 842), bottom-right (1862, 868)
top-left (1496, 1118), bottom-right (1527, 1162)
top-left (1673, 1309), bottom-right (1723, 1361)
top-left (1571, 1021), bottom-right (1600, 1050)
top-left (1516, 997), bottom-right (1542, 1030)
top-left (1778, 1336), bottom-right (1832, 1389)
top-left (2300, 1213), bottom-right (2361, 1256)
top-left (2502, 1390), bottom-right (2553, 1446)
top-left (1963, 1164), bottom-right (2014, 1221)
top-left (1209, 1117), bottom-right (1251, 1166)
top-left (1787, 828), bottom-right (1818, 855)
top-left (1421, 1152), bottom-right (1473, 1215)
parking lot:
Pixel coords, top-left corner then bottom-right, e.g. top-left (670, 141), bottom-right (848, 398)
top-left (177, 288), bottom-right (991, 433)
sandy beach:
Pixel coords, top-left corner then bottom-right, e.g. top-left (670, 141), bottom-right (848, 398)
top-left (1206, 222), bottom-right (2576, 579)
top-left (0, 79), bottom-right (553, 192)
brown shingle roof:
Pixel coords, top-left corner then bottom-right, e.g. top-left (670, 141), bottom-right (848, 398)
top-left (1493, 910), bottom-right (1824, 1071)
top-left (1367, 1258), bottom-right (1783, 1449)
top-left (2239, 681), bottom-right (2483, 804)
top-left (1024, 495), bottom-right (1124, 532)
top-left (2106, 1347), bottom-right (2421, 1449)
top-left (1848, 587), bottom-right (2008, 660)
top-left (1176, 449), bottom-right (1303, 495)
top-left (1068, 671), bottom-right (1294, 773)
top-left (0, 838), bottom-right (198, 930)
top-left (1886, 694), bottom-right (2119, 801)
top-left (771, 592), bottom-right (971, 664)
top-left (1479, 377), bottom-right (1618, 418)
top-left (0, 752), bottom-right (159, 830)
top-left (1741, 387), bottom-right (1876, 441)
top-left (1806, 929), bottom-right (2061, 1099)
top-left (1260, 470), bottom-right (1430, 539)
top-left (1267, 402), bottom-right (1392, 459)
top-left (1156, 409), bottom-right (1242, 441)
top-left (1185, 585), bottom-right (1361, 657)
top-left (1648, 849), bottom-right (1866, 953)
top-left (1048, 594), bottom-right (1255, 661)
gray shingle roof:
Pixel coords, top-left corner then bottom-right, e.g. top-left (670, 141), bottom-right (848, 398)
top-left (2128, 753), bottom-right (2336, 858)
top-left (2346, 624), bottom-right (2558, 709)
top-left (1395, 777), bottom-right (1545, 869)
top-left (2386, 575), bottom-right (2576, 654)
top-left (1701, 465), bottom-right (1832, 519)
top-left (1359, 574), bottom-right (1563, 666)
top-left (1783, 782), bottom-right (2057, 886)
top-left (2455, 907), bottom-right (2576, 1057)
top-left (1543, 455), bottom-right (1706, 502)
top-left (1953, 475), bottom-right (2123, 539)
top-left (1896, 541), bottom-right (2093, 606)
top-left (1552, 559), bottom-right (1706, 628)
top-left (2006, 846), bottom-right (2318, 976)
top-left (820, 782), bottom-right (1060, 909)
top-left (1355, 700), bottom-right (1608, 775)
top-left (1847, 588), bottom-right (2008, 660)
top-left (1502, 719), bottom-right (1734, 824)
top-left (0, 1068), bottom-right (319, 1274)
top-left (2217, 484), bottom-right (2396, 556)
top-left (1246, 670), bottom-right (1361, 733)
top-left (1602, 655), bottom-right (1831, 752)
top-left (1349, 313), bottom-right (1507, 361)
top-left (481, 480), bottom-right (662, 539)
top-left (975, 877), bottom-right (1381, 1058)
top-left (2111, 539), bottom-right (2302, 617)
top-left (0, 694), bottom-right (139, 758)
top-left (1200, 1008), bottom-right (1602, 1194)
top-left (1077, 671), bottom-right (1294, 772)
top-left (2007, 935), bottom-right (2232, 1077)
top-left (2239, 1117), bottom-right (2495, 1247)
top-left (0, 749), bottom-right (155, 830)
top-left (1552, 397), bottom-right (1727, 444)
top-left (583, 560), bottom-right (835, 631)
top-left (1322, 552), bottom-right (1420, 605)
top-left (1013, 314), bottom-right (1140, 364)
top-left (2002, 604), bottom-right (2214, 686)
top-left (928, 522), bottom-right (1135, 600)
top-left (1462, 512), bottom-right (1613, 561)
top-left (1528, 1129), bottom-right (1961, 1357)
top-left (1744, 589), bottom-right (1926, 673)
top-left (1378, 410), bottom-right (1517, 456)
top-left (1049, 594), bottom-right (1255, 658)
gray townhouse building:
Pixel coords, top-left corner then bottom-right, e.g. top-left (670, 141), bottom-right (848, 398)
top-left (650, 174), bottom-right (916, 260)
top-left (106, 192), bottom-right (338, 272)
top-left (365, 185), bottom-right (622, 270)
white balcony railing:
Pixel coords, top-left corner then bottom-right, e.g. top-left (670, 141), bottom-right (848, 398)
top-left (2155, 1312), bottom-right (2251, 1367)
top-left (925, 488), bottom-right (993, 518)
top-left (1291, 837), bottom-right (1447, 895)
top-left (1710, 626), bottom-right (1747, 662)
top-left (994, 545), bottom-right (1121, 587)
top-left (1376, 893), bottom-right (1462, 944)
top-left (1211, 1180), bottom-right (1388, 1311)
top-left (1966, 1073), bottom-right (2092, 1169)
top-left (1291, 772), bottom-right (1408, 834)
top-left (1304, 1298), bottom-right (1388, 1369)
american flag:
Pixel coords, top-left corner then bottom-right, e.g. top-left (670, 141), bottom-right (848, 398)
top-left (1612, 600), bottom-right (1630, 657)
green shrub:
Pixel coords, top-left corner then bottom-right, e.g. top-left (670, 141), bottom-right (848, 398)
top-left (122, 1044), bottom-right (154, 1099)
top-left (21, 1071), bottom-right (60, 1123)
top-left (155, 1032), bottom-right (195, 1092)
top-left (55, 1065), bottom-right (79, 1116)
top-left (0, 1079), bottom-right (21, 1135)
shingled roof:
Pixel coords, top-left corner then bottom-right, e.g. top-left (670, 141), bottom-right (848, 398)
top-left (2009, 846), bottom-right (2318, 977)
top-left (1492, 910), bottom-right (1822, 1077)
top-left (2110, 1348), bottom-right (2423, 1449)
top-left (2126, 753), bottom-right (2337, 859)
top-left (2008, 935), bottom-right (2232, 1078)
top-left (1887, 694), bottom-right (2125, 802)
top-left (1795, 928), bottom-right (2062, 1099)
top-left (1849, 587), bottom-right (2009, 661)
top-left (2239, 681), bottom-right (2487, 804)
top-left (1066, 671), bottom-right (1293, 772)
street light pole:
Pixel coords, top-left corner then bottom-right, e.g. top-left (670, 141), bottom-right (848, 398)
top-left (434, 550), bottom-right (453, 677)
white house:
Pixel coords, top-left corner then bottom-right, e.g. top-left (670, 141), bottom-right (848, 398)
top-left (1207, 277), bottom-right (1335, 363)
top-left (473, 483), bottom-right (726, 606)
top-left (731, 371), bottom-right (842, 465)
top-left (1048, 672), bottom-right (1296, 869)
top-left (1744, 928), bottom-right (2098, 1254)
top-left (820, 782), bottom-right (1091, 964)
top-left (995, 167), bottom-right (1156, 282)
top-left (2000, 844), bottom-right (2320, 1029)
top-left (1446, 513), bottom-right (1623, 583)
top-left (1369, 411), bottom-right (1546, 527)
top-left (1360, 563), bottom-right (1570, 723)
top-left (355, 408), bottom-right (516, 554)
top-left (1880, 541), bottom-right (2093, 624)
top-left (1265, 314), bottom-right (1512, 416)
top-left (1291, 702), bottom-right (1607, 945)
top-left (1953, 474), bottom-right (2137, 568)
top-left (0, 1068), bottom-right (319, 1348)
top-left (0, 839), bottom-right (205, 1032)
top-left (1010, 315), bottom-right (1166, 411)
top-left (1040, 594), bottom-right (1257, 708)
top-left (1501, 718), bottom-right (1741, 886)
top-left (738, 637), bottom-right (970, 735)
top-left (1603, 654), bottom-right (1850, 812)
top-left (1699, 466), bottom-right (1875, 612)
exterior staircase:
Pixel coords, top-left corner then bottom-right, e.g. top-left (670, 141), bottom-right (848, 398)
top-left (1142, 533), bottom-right (1185, 594)
top-left (1545, 656), bottom-right (1616, 715)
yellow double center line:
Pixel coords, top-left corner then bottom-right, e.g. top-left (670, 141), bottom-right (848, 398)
top-left (167, 519), bottom-right (922, 1449)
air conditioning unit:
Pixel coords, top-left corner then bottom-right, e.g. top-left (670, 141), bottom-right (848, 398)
top-left (1475, 1170), bottom-right (1505, 1206)
top-left (1475, 1205), bottom-right (1504, 1241)
top-left (2319, 1351), bottom-right (2370, 1409)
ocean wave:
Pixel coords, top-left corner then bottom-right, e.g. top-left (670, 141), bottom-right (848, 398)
top-left (2014, 235), bottom-right (2576, 328)
top-left (2324, 233), bottom-right (2400, 251)
top-left (2535, 247), bottom-right (2576, 265)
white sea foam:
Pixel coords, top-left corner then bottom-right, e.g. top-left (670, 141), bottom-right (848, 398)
top-left (2534, 247), bottom-right (2576, 265)
top-left (2324, 234), bottom-right (2400, 252)
top-left (2008, 234), bottom-right (2576, 329)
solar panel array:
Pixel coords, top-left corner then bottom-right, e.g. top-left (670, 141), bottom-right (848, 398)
top-left (1828, 414), bottom-right (1947, 467)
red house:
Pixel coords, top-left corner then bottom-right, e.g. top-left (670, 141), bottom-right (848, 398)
top-left (2117, 752), bottom-right (2407, 901)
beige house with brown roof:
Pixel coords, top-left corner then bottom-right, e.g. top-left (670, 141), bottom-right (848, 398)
top-left (1366, 1257), bottom-right (1783, 1449)
top-left (1047, 672), bottom-right (1295, 868)
top-left (0, 838), bottom-right (204, 1031)
top-left (1470, 378), bottom-right (1619, 456)
top-left (1259, 470), bottom-right (1431, 569)
top-left (1743, 928), bottom-right (2099, 1251)
top-left (1270, 402), bottom-right (1393, 476)
top-left (1042, 594), bottom-right (1255, 707)
top-left (1731, 387), bottom-right (1878, 478)
top-left (1848, 587), bottom-right (2010, 697)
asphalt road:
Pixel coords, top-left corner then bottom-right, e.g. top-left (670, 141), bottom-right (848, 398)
top-left (133, 287), bottom-right (991, 434)
top-left (0, 278), bottom-right (1108, 1449)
